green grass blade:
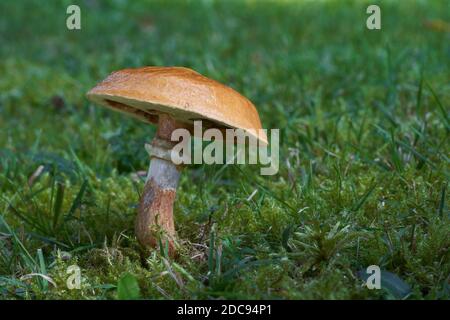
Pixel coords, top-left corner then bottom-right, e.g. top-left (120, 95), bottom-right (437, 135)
top-left (52, 182), bottom-right (65, 231)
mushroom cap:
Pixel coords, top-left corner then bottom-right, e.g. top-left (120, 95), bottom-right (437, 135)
top-left (86, 66), bottom-right (267, 145)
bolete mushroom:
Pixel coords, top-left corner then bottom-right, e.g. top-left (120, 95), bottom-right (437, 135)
top-left (87, 67), bottom-right (267, 255)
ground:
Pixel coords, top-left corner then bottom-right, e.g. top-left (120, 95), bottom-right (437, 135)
top-left (0, 0), bottom-right (449, 300)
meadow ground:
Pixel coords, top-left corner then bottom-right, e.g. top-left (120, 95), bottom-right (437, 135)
top-left (0, 0), bottom-right (449, 299)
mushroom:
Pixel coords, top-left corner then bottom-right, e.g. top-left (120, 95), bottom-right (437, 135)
top-left (87, 67), bottom-right (267, 255)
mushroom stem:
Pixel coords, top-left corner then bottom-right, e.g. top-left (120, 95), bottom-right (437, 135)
top-left (136, 114), bottom-right (183, 255)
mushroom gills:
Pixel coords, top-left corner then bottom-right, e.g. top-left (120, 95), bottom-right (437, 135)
top-left (105, 99), bottom-right (158, 123)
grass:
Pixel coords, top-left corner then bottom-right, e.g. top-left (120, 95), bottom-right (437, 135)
top-left (0, 0), bottom-right (449, 299)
